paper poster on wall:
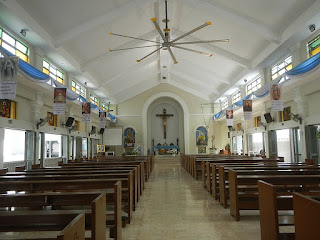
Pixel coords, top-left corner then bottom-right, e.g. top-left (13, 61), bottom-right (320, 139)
top-left (226, 109), bottom-right (234, 126)
top-left (243, 99), bottom-right (253, 120)
top-left (0, 57), bottom-right (18, 99)
top-left (53, 88), bottom-right (66, 114)
top-left (99, 110), bottom-right (106, 128)
top-left (270, 84), bottom-right (283, 111)
top-left (82, 102), bottom-right (91, 122)
top-left (97, 144), bottom-right (105, 153)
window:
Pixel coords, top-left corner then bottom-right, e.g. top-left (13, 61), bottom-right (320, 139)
top-left (45, 133), bottom-right (61, 158)
top-left (101, 102), bottom-right (108, 111)
top-left (221, 98), bottom-right (228, 110)
top-left (71, 80), bottom-right (86, 97)
top-left (248, 133), bottom-right (264, 155)
top-left (0, 99), bottom-right (16, 119)
top-left (0, 28), bottom-right (29, 62)
top-left (90, 94), bottom-right (98, 106)
top-left (247, 77), bottom-right (261, 94)
top-left (232, 91), bottom-right (241, 104)
top-left (4, 129), bottom-right (25, 162)
top-left (307, 34), bottom-right (320, 57)
top-left (271, 56), bottom-right (292, 83)
top-left (43, 59), bottom-right (65, 85)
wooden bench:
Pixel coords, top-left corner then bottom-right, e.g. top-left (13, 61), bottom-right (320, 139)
top-left (228, 172), bottom-right (320, 221)
top-left (0, 177), bottom-right (133, 224)
top-left (218, 165), bottom-right (319, 207)
top-left (0, 206), bottom-right (88, 240)
top-left (0, 183), bottom-right (122, 240)
top-left (258, 180), bottom-right (320, 240)
top-left (203, 158), bottom-right (282, 189)
top-left (24, 166), bottom-right (141, 207)
top-left (294, 193), bottom-right (320, 240)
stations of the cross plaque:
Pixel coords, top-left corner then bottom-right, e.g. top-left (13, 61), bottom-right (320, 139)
top-left (156, 108), bottom-right (173, 139)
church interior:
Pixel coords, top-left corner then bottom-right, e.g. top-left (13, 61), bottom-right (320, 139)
top-left (0, 0), bottom-right (320, 239)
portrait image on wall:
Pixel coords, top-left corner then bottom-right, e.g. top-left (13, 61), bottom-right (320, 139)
top-left (124, 128), bottom-right (135, 148)
top-left (226, 110), bottom-right (233, 119)
top-left (47, 112), bottom-right (54, 126)
top-left (99, 110), bottom-right (106, 128)
top-left (97, 144), bottom-right (105, 153)
top-left (243, 99), bottom-right (253, 120)
top-left (280, 106), bottom-right (292, 122)
top-left (196, 126), bottom-right (208, 146)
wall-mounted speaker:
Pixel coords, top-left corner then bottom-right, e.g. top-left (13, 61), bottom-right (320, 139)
top-left (264, 113), bottom-right (273, 123)
top-left (65, 117), bottom-right (74, 127)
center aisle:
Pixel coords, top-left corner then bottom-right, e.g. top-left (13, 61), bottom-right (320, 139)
top-left (122, 156), bottom-right (261, 240)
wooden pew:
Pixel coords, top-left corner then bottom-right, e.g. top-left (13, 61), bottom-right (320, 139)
top-left (203, 157), bottom-right (282, 189)
top-left (228, 172), bottom-right (320, 221)
top-left (0, 184), bottom-right (122, 240)
top-left (218, 164), bottom-right (318, 207)
top-left (0, 211), bottom-right (86, 240)
top-left (0, 177), bottom-right (133, 224)
top-left (25, 166), bottom-right (141, 206)
top-left (294, 193), bottom-right (320, 240)
top-left (258, 180), bottom-right (320, 240)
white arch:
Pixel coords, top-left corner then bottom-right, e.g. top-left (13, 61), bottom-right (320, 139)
top-left (142, 92), bottom-right (189, 155)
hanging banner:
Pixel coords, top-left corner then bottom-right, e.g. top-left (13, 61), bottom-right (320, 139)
top-left (99, 110), bottom-right (106, 128)
top-left (226, 109), bottom-right (234, 126)
top-left (0, 57), bottom-right (18, 99)
top-left (270, 84), bottom-right (283, 111)
top-left (82, 102), bottom-right (91, 122)
top-left (243, 99), bottom-right (253, 120)
top-left (53, 88), bottom-right (66, 115)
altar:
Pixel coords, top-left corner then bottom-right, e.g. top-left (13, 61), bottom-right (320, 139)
top-left (152, 145), bottom-right (180, 155)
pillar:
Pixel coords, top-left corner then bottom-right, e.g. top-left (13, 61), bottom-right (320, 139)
top-left (32, 92), bottom-right (44, 165)
top-left (290, 42), bottom-right (302, 68)
top-left (294, 88), bottom-right (308, 161)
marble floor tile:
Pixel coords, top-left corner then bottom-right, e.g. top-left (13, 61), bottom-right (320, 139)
top-left (122, 156), bottom-right (261, 240)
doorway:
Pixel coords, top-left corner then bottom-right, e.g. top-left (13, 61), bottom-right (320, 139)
top-left (276, 129), bottom-right (291, 162)
top-left (232, 135), bottom-right (243, 155)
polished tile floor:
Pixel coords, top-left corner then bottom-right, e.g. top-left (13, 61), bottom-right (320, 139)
top-left (122, 156), bottom-right (261, 240)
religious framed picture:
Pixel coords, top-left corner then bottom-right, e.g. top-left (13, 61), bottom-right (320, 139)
top-left (97, 144), bottom-right (105, 153)
top-left (254, 116), bottom-right (261, 128)
top-left (47, 112), bottom-right (54, 126)
top-left (236, 123), bottom-right (242, 131)
top-left (280, 106), bottom-right (291, 122)
top-left (196, 126), bottom-right (208, 146)
top-left (124, 127), bottom-right (135, 148)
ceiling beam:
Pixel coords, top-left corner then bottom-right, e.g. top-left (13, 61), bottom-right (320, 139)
top-left (103, 56), bottom-right (158, 87)
top-left (169, 73), bottom-right (211, 101)
top-left (81, 30), bottom-right (159, 71)
top-left (183, 0), bottom-right (281, 44)
top-left (170, 69), bottom-right (219, 94)
top-left (54, 0), bottom-right (150, 47)
top-left (173, 56), bottom-right (231, 84)
top-left (173, 30), bottom-right (250, 68)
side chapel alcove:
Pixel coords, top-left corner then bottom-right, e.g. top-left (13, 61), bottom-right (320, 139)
top-left (142, 92), bottom-right (189, 155)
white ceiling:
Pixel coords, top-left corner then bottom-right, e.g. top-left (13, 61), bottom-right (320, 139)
top-left (1, 0), bottom-right (320, 104)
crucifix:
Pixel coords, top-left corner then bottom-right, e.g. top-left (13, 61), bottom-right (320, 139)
top-left (156, 109), bottom-right (173, 139)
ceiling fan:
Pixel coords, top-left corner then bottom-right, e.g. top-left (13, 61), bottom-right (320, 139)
top-left (109, 0), bottom-right (229, 64)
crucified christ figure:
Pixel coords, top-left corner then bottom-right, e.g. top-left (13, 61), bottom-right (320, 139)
top-left (156, 109), bottom-right (173, 139)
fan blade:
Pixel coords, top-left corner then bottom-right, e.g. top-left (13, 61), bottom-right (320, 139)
top-left (109, 45), bottom-right (160, 52)
top-left (137, 46), bottom-right (163, 62)
top-left (171, 22), bottom-right (212, 43)
top-left (167, 47), bottom-right (178, 64)
top-left (109, 32), bottom-right (160, 44)
top-left (172, 45), bottom-right (213, 57)
top-left (173, 39), bottom-right (230, 45)
top-left (150, 17), bottom-right (167, 42)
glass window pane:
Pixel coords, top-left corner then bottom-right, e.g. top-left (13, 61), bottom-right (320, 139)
top-left (50, 66), bottom-right (56, 75)
top-left (57, 70), bottom-right (63, 78)
top-left (311, 47), bottom-right (320, 56)
top-left (50, 73), bottom-right (56, 80)
top-left (2, 32), bottom-right (15, 46)
top-left (4, 129), bottom-right (26, 162)
top-left (16, 50), bottom-right (28, 62)
top-left (72, 87), bottom-right (76, 92)
top-left (2, 41), bottom-right (15, 55)
top-left (43, 68), bottom-right (49, 75)
top-left (72, 81), bottom-right (76, 87)
top-left (43, 60), bottom-right (49, 69)
top-left (16, 41), bottom-right (27, 54)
